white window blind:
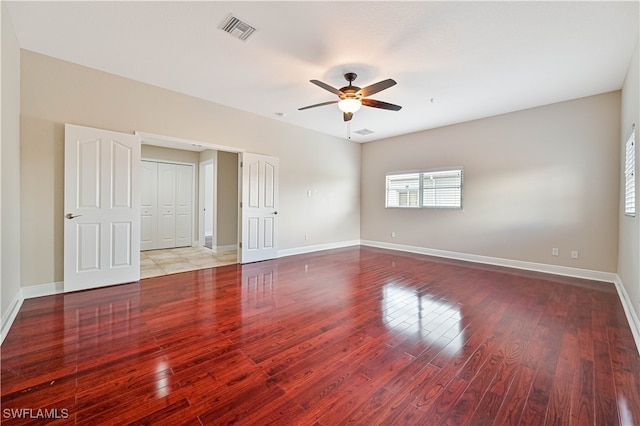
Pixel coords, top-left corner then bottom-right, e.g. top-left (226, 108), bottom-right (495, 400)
top-left (386, 168), bottom-right (463, 209)
top-left (386, 173), bottom-right (420, 207)
top-left (625, 126), bottom-right (636, 216)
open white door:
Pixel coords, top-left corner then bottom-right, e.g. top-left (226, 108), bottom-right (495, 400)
top-left (64, 124), bottom-right (141, 292)
top-left (240, 153), bottom-right (279, 263)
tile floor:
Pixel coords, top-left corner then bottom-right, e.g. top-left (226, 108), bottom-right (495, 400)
top-left (140, 246), bottom-right (238, 279)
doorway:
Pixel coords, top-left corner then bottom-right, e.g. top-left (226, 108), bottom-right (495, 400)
top-left (137, 132), bottom-right (241, 279)
top-left (202, 161), bottom-right (214, 249)
top-left (65, 126), bottom-right (279, 291)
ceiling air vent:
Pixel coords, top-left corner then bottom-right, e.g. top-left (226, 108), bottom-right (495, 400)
top-left (219, 15), bottom-right (257, 41)
top-left (354, 128), bottom-right (375, 136)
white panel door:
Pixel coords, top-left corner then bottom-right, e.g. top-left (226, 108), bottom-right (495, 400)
top-left (175, 164), bottom-right (193, 247)
top-left (64, 124), bottom-right (140, 292)
top-left (157, 163), bottom-right (177, 249)
top-left (240, 153), bottom-right (279, 263)
top-left (140, 161), bottom-right (158, 251)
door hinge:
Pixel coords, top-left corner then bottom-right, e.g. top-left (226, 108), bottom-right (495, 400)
top-left (240, 161), bottom-right (243, 168)
top-left (239, 242), bottom-right (243, 248)
top-left (240, 201), bottom-right (243, 208)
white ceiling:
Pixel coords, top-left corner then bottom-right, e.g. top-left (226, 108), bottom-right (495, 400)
top-left (6, 1), bottom-right (639, 143)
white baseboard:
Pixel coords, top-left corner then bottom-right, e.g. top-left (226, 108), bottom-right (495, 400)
top-left (360, 240), bottom-right (640, 353)
top-left (3, 242), bottom-right (637, 356)
top-left (1, 281), bottom-right (64, 346)
top-left (1, 288), bottom-right (23, 345)
top-left (613, 275), bottom-right (640, 355)
top-left (360, 240), bottom-right (617, 283)
top-left (214, 244), bottom-right (237, 253)
top-left (21, 281), bottom-right (64, 299)
top-left (278, 240), bottom-right (360, 258)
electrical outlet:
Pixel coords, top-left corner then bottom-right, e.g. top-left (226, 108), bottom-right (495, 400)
top-left (552, 248), bottom-right (559, 256)
top-left (571, 250), bottom-right (579, 259)
top-left (391, 232), bottom-right (396, 238)
top-left (305, 233), bottom-right (309, 241)
top-left (307, 190), bottom-right (312, 197)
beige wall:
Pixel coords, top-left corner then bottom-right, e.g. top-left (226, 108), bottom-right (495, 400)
top-left (619, 39), bottom-right (640, 321)
top-left (20, 50), bottom-right (361, 287)
top-left (361, 92), bottom-right (621, 273)
top-left (14, 46), bottom-right (631, 294)
top-left (196, 149), bottom-right (238, 248)
top-left (216, 151), bottom-right (238, 247)
top-left (142, 144), bottom-right (200, 164)
top-left (1, 3), bottom-right (22, 319)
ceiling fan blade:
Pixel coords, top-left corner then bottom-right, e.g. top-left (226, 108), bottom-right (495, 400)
top-left (362, 98), bottom-right (402, 111)
top-left (343, 112), bottom-right (353, 122)
top-left (310, 80), bottom-right (344, 96)
top-left (298, 100), bottom-right (338, 111)
top-left (357, 79), bottom-right (397, 97)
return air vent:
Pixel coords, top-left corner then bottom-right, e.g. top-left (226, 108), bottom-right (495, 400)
top-left (354, 128), bottom-right (375, 136)
top-left (219, 14), bottom-right (257, 41)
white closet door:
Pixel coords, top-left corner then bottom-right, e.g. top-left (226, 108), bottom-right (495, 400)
top-left (175, 164), bottom-right (193, 247)
top-left (157, 163), bottom-right (177, 249)
top-left (140, 161), bottom-right (158, 250)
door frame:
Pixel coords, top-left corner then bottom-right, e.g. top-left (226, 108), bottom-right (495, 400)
top-left (136, 131), bottom-right (245, 256)
top-left (198, 158), bottom-right (216, 249)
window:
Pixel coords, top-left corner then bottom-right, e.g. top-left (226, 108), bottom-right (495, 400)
top-left (625, 125), bottom-right (636, 216)
top-left (386, 168), bottom-right (463, 209)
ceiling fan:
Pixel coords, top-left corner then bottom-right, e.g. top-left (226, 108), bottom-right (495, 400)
top-left (298, 72), bottom-right (402, 122)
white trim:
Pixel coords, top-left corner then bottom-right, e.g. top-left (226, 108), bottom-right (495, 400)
top-left (278, 240), bottom-right (360, 258)
top-left (2, 245), bottom-right (638, 357)
top-left (136, 131), bottom-right (245, 154)
top-left (613, 275), bottom-right (640, 355)
top-left (140, 157), bottom-right (195, 167)
top-left (199, 158), bottom-right (217, 250)
top-left (360, 240), bottom-right (640, 353)
top-left (2, 281), bottom-right (65, 345)
top-left (1, 288), bottom-right (23, 345)
top-left (360, 240), bottom-right (617, 283)
top-left (214, 244), bottom-right (238, 253)
top-left (22, 281), bottom-right (64, 299)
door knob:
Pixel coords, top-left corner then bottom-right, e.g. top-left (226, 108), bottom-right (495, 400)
top-left (65, 213), bottom-right (82, 219)
top-left (272, 211), bottom-right (278, 215)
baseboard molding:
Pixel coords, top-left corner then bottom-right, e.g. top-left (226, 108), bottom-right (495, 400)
top-left (613, 275), bottom-right (640, 355)
top-left (360, 240), bottom-right (640, 353)
top-left (360, 240), bottom-right (617, 283)
top-left (21, 281), bottom-right (64, 299)
top-left (1, 281), bottom-right (64, 346)
top-left (214, 244), bottom-right (237, 253)
top-left (4, 243), bottom-right (636, 355)
top-left (278, 240), bottom-right (361, 258)
top-left (1, 288), bottom-right (24, 345)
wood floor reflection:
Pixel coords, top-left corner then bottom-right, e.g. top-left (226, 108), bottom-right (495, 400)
top-left (2, 246), bottom-right (640, 425)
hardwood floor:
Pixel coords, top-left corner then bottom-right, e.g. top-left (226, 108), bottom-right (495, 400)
top-left (2, 246), bottom-right (640, 425)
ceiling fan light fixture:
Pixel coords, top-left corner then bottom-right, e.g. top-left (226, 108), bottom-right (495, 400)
top-left (338, 98), bottom-right (362, 113)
